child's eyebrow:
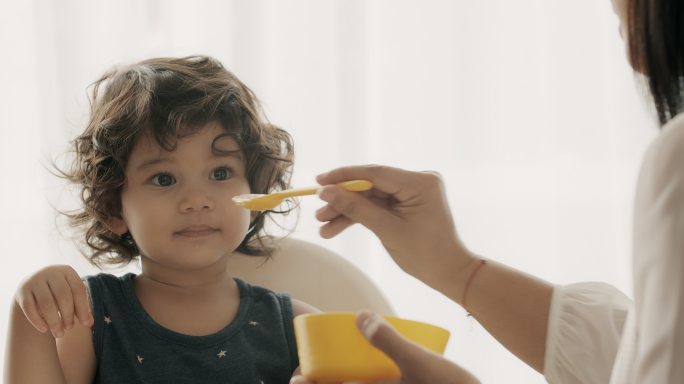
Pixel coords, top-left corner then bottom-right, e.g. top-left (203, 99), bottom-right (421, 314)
top-left (213, 151), bottom-right (244, 161)
top-left (133, 157), bottom-right (172, 173)
top-left (132, 152), bottom-right (243, 173)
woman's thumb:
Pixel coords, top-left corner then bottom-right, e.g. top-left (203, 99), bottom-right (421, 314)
top-left (356, 312), bottom-right (481, 384)
top-left (356, 311), bottom-right (423, 369)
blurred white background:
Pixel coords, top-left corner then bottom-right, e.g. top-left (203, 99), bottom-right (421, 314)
top-left (0, 0), bottom-right (658, 382)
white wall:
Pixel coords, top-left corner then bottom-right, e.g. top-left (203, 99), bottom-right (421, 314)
top-left (0, 1), bottom-right (657, 382)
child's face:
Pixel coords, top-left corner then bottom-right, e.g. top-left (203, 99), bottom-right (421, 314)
top-left (114, 121), bottom-right (252, 270)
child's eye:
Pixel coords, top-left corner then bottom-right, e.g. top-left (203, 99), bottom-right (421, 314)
top-left (210, 166), bottom-right (232, 181)
top-left (151, 173), bottom-right (176, 186)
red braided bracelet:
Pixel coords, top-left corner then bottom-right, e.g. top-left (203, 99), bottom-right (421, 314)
top-left (462, 259), bottom-right (487, 309)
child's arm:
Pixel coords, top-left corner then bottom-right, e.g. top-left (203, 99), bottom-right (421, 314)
top-left (292, 298), bottom-right (320, 317)
top-left (4, 265), bottom-right (97, 384)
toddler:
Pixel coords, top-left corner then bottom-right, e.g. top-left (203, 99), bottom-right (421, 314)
top-left (5, 56), bottom-right (317, 384)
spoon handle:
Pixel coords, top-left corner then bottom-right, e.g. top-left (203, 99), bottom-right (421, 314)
top-left (275, 180), bottom-right (373, 198)
top-left (276, 186), bottom-right (320, 198)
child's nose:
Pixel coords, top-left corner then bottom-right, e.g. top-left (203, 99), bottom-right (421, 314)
top-left (179, 189), bottom-right (215, 212)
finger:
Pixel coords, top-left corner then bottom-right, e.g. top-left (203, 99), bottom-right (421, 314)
top-left (32, 283), bottom-right (65, 338)
top-left (356, 311), bottom-right (426, 369)
top-left (319, 216), bottom-right (355, 239)
top-left (315, 204), bottom-right (341, 222)
top-left (288, 376), bottom-right (341, 384)
top-left (318, 185), bottom-right (395, 236)
top-left (288, 376), bottom-right (313, 384)
top-left (46, 278), bottom-right (75, 332)
top-left (317, 165), bottom-right (410, 200)
top-left (65, 272), bottom-right (93, 326)
top-left (16, 293), bottom-right (49, 333)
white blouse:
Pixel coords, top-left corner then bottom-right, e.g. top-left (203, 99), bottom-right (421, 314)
top-left (543, 113), bottom-right (684, 384)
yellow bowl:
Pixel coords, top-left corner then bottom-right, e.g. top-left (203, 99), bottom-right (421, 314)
top-left (294, 312), bottom-right (450, 382)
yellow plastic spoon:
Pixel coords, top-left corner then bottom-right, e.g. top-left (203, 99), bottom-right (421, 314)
top-left (232, 179), bottom-right (373, 211)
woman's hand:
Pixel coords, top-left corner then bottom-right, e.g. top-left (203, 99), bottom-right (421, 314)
top-left (14, 265), bottom-right (93, 338)
top-left (290, 311), bottom-right (480, 384)
top-left (316, 165), bottom-right (477, 292)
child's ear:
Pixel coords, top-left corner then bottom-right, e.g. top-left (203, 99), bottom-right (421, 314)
top-left (106, 216), bottom-right (129, 236)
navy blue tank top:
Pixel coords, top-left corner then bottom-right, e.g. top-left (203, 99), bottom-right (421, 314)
top-left (85, 273), bottom-right (299, 384)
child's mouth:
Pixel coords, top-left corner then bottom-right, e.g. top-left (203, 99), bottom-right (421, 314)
top-left (174, 225), bottom-right (219, 238)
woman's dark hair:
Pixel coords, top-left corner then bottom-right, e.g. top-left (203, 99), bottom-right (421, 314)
top-left (63, 56), bottom-right (294, 267)
top-left (628, 0), bottom-right (684, 125)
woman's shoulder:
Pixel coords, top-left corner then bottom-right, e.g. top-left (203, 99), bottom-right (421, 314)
top-left (640, 113), bottom-right (684, 182)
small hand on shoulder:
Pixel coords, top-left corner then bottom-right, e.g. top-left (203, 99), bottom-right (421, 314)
top-left (14, 265), bottom-right (94, 338)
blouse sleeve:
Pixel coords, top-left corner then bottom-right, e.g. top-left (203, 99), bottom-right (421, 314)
top-left (543, 282), bottom-right (631, 384)
top-left (631, 116), bottom-right (684, 383)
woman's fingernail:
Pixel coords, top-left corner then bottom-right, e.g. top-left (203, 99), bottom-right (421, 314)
top-left (316, 172), bottom-right (329, 180)
top-left (358, 312), bottom-right (381, 339)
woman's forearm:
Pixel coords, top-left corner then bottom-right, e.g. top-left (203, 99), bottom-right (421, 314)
top-left (431, 255), bottom-right (554, 373)
top-left (4, 302), bottom-right (67, 384)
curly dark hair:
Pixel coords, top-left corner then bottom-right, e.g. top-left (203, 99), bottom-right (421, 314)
top-left (63, 56), bottom-right (294, 267)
